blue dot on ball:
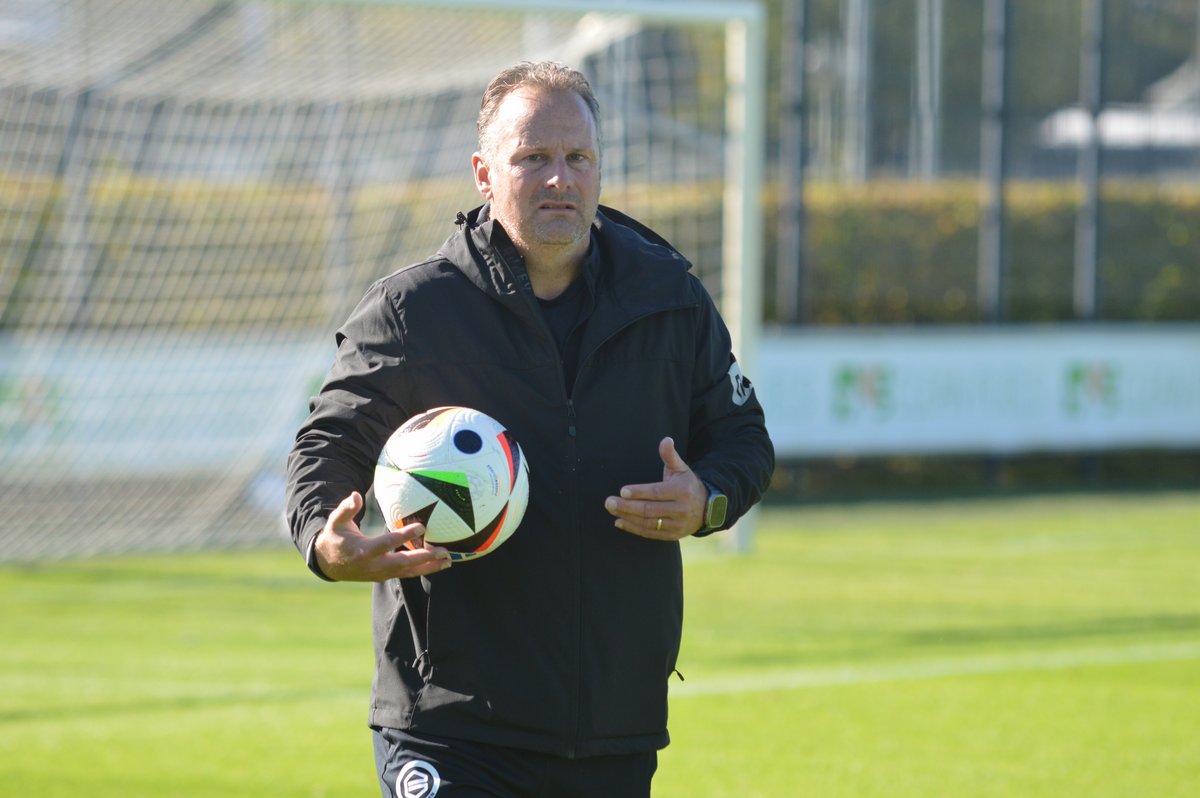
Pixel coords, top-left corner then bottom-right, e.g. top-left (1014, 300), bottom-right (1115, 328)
top-left (454, 429), bottom-right (483, 454)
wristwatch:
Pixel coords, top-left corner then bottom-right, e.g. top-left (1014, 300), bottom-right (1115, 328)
top-left (698, 481), bottom-right (728, 534)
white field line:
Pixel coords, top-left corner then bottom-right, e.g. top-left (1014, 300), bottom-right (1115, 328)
top-left (671, 641), bottom-right (1200, 697)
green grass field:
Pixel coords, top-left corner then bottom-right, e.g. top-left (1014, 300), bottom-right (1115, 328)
top-left (2, 492), bottom-right (1198, 797)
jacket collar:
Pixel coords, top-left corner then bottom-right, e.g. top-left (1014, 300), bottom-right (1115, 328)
top-left (441, 202), bottom-right (694, 313)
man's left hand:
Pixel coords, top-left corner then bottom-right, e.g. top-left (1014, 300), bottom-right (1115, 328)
top-left (605, 437), bottom-right (706, 540)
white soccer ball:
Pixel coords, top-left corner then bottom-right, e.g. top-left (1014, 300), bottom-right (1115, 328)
top-left (373, 406), bottom-right (529, 561)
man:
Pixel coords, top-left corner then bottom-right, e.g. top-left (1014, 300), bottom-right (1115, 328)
top-left (286, 61), bottom-right (774, 798)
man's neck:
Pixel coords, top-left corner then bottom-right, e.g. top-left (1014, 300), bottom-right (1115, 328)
top-left (485, 212), bottom-right (591, 300)
top-left (521, 239), bottom-right (590, 300)
top-left (525, 257), bottom-right (582, 300)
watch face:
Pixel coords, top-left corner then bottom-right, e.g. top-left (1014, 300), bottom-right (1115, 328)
top-left (707, 492), bottom-right (729, 528)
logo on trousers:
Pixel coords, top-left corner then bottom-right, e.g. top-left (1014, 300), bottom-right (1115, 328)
top-left (397, 760), bottom-right (441, 798)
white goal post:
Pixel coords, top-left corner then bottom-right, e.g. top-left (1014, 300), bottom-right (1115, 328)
top-left (0, 0), bottom-right (766, 560)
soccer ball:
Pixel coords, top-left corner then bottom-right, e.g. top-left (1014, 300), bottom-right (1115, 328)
top-left (373, 406), bottom-right (529, 561)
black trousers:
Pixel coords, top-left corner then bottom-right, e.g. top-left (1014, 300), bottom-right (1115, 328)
top-left (373, 727), bottom-right (657, 798)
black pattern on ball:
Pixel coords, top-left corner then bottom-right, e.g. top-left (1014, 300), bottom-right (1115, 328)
top-left (453, 429), bottom-right (483, 454)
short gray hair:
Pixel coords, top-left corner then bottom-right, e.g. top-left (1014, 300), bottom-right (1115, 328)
top-left (476, 61), bottom-right (601, 158)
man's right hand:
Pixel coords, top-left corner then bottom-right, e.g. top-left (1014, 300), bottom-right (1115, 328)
top-left (314, 491), bottom-right (453, 582)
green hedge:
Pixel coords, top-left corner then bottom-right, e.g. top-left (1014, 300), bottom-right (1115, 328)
top-left (767, 180), bottom-right (1200, 325)
top-left (4, 174), bottom-right (1197, 331)
top-left (0, 174), bottom-right (476, 332)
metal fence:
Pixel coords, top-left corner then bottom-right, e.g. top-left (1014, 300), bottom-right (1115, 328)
top-left (772, 0), bottom-right (1200, 325)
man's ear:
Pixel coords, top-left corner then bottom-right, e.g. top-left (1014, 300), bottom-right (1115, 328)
top-left (471, 152), bottom-right (493, 200)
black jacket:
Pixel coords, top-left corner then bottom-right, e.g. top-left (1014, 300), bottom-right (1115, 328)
top-left (286, 204), bottom-right (774, 757)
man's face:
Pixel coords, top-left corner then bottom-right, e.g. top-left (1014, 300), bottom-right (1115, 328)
top-left (472, 88), bottom-right (601, 259)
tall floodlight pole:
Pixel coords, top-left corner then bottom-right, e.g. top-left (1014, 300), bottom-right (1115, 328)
top-left (843, 0), bottom-right (872, 182)
top-left (978, 0), bottom-right (1010, 322)
top-left (778, 0), bottom-right (808, 323)
top-left (914, 0), bottom-right (943, 178)
top-left (1074, 0), bottom-right (1106, 320)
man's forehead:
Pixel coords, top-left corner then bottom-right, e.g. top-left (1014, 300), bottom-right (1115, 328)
top-left (496, 89), bottom-right (597, 139)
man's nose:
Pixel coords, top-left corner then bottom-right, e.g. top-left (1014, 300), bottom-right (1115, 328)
top-left (544, 156), bottom-right (572, 189)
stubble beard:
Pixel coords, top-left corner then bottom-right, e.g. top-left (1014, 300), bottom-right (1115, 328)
top-left (507, 197), bottom-right (596, 262)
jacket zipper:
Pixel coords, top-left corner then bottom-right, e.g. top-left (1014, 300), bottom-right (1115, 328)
top-left (566, 395), bottom-right (581, 759)
top-left (562, 309), bottom-right (690, 758)
top-left (490, 239), bottom-right (694, 757)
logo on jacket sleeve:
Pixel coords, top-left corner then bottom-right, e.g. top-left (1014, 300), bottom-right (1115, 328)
top-left (728, 361), bottom-right (753, 406)
top-left (397, 760), bottom-right (441, 798)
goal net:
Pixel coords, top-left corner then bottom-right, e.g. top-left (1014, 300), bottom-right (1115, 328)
top-left (0, 0), bottom-right (764, 561)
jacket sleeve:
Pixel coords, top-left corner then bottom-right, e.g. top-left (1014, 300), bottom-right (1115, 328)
top-left (685, 284), bottom-right (775, 533)
top-left (285, 280), bottom-right (413, 578)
